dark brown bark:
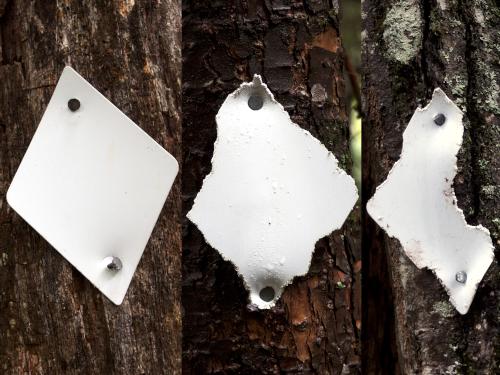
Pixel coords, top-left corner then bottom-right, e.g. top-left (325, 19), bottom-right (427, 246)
top-left (182, 1), bottom-right (360, 374)
top-left (362, 0), bottom-right (499, 373)
top-left (0, 1), bottom-right (181, 374)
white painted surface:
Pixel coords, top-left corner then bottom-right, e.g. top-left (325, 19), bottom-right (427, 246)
top-left (7, 67), bottom-right (179, 305)
top-left (367, 88), bottom-right (494, 314)
top-left (188, 76), bottom-right (358, 308)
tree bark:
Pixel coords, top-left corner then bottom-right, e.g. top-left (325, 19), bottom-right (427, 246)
top-left (362, 0), bottom-right (499, 373)
top-left (0, 1), bottom-right (181, 374)
top-left (182, 1), bottom-right (361, 374)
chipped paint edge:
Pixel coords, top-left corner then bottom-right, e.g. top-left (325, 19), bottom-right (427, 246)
top-left (367, 88), bottom-right (494, 314)
top-left (188, 75), bottom-right (358, 309)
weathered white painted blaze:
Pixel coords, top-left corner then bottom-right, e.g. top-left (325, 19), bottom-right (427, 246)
top-left (188, 76), bottom-right (358, 309)
top-left (367, 88), bottom-right (494, 315)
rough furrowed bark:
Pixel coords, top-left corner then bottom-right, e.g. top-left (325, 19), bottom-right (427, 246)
top-left (0, 1), bottom-right (181, 374)
top-left (182, 1), bottom-right (361, 374)
top-left (362, 0), bottom-right (499, 373)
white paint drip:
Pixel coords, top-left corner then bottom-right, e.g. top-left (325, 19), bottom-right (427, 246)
top-left (188, 76), bottom-right (358, 309)
top-left (367, 88), bottom-right (494, 315)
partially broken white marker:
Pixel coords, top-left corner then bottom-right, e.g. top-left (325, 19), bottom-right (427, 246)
top-left (367, 88), bottom-right (494, 314)
top-left (188, 76), bottom-right (358, 309)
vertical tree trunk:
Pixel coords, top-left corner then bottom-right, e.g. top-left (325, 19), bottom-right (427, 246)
top-left (363, 0), bottom-right (499, 373)
top-left (0, 1), bottom-right (181, 374)
top-left (182, 1), bottom-right (361, 373)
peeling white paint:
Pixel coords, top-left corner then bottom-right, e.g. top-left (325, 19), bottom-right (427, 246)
top-left (367, 88), bottom-right (494, 315)
top-left (188, 76), bottom-right (358, 309)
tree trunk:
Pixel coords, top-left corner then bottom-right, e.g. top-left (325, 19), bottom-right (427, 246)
top-left (182, 1), bottom-right (361, 374)
top-left (362, 0), bottom-right (499, 373)
top-left (0, 1), bottom-right (181, 374)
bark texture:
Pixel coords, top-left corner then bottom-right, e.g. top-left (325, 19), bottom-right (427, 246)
top-left (0, 1), bottom-right (181, 374)
top-left (182, 1), bottom-right (361, 374)
top-left (362, 0), bottom-right (499, 373)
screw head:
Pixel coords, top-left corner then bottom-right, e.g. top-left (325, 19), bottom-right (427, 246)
top-left (68, 98), bottom-right (81, 112)
top-left (259, 286), bottom-right (276, 302)
top-left (104, 256), bottom-right (122, 271)
top-left (455, 271), bottom-right (467, 284)
top-left (433, 113), bottom-right (446, 126)
top-left (248, 94), bottom-right (264, 110)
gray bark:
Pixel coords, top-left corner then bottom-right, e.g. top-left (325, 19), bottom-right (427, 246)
top-left (362, 0), bottom-right (499, 373)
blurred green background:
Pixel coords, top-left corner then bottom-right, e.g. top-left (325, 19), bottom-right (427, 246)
top-left (340, 0), bottom-right (361, 188)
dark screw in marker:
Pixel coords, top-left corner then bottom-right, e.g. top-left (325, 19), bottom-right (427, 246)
top-left (259, 286), bottom-right (275, 302)
top-left (455, 271), bottom-right (467, 284)
top-left (68, 98), bottom-right (81, 112)
top-left (248, 94), bottom-right (264, 111)
top-left (433, 113), bottom-right (446, 126)
top-left (105, 256), bottom-right (123, 271)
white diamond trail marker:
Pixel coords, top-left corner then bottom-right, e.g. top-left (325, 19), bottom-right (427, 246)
top-left (367, 88), bottom-right (494, 315)
top-left (7, 67), bottom-right (179, 305)
top-left (187, 76), bottom-right (358, 309)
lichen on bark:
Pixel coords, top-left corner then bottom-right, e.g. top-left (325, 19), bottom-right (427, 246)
top-left (382, 0), bottom-right (423, 64)
top-left (363, 0), bottom-right (499, 373)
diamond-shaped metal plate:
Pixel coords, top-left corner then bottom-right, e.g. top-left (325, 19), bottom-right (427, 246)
top-left (7, 67), bottom-right (178, 305)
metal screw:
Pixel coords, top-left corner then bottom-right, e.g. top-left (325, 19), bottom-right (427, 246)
top-left (68, 98), bottom-right (81, 112)
top-left (433, 113), bottom-right (446, 126)
top-left (259, 286), bottom-right (275, 302)
top-left (248, 94), bottom-right (264, 110)
top-left (105, 256), bottom-right (122, 271)
top-left (455, 271), bottom-right (467, 284)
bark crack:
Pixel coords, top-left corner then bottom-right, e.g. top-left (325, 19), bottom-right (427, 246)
top-left (456, 1), bottom-right (479, 369)
top-left (420, 0), bottom-right (432, 93)
top-left (460, 0), bottom-right (482, 227)
top-left (343, 233), bottom-right (359, 342)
